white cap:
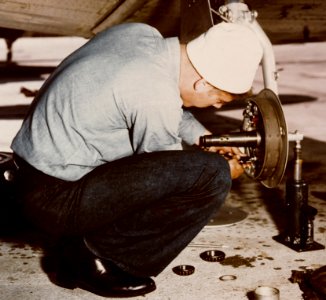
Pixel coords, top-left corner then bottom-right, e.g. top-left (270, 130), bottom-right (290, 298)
top-left (186, 22), bottom-right (263, 94)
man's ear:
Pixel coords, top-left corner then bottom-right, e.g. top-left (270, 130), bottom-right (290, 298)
top-left (194, 78), bottom-right (209, 92)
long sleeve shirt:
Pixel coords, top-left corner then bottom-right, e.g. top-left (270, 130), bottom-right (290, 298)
top-left (11, 23), bottom-right (206, 181)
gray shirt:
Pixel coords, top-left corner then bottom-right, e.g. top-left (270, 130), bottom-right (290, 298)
top-left (11, 23), bottom-right (206, 181)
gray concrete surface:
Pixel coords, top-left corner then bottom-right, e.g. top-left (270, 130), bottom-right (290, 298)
top-left (0, 37), bottom-right (325, 300)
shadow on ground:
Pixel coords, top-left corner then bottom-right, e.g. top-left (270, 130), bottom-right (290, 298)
top-left (0, 63), bottom-right (55, 83)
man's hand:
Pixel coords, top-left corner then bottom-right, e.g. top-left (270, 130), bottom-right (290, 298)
top-left (203, 146), bottom-right (247, 179)
top-left (227, 157), bottom-right (244, 179)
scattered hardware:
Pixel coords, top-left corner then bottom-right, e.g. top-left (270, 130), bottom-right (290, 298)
top-left (219, 275), bottom-right (237, 281)
top-left (253, 286), bottom-right (280, 300)
top-left (200, 250), bottom-right (226, 262)
top-left (172, 265), bottom-right (195, 276)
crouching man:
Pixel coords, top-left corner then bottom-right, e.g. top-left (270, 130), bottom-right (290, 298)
top-left (11, 22), bottom-right (262, 297)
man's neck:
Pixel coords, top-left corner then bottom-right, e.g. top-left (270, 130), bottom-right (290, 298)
top-left (179, 44), bottom-right (200, 102)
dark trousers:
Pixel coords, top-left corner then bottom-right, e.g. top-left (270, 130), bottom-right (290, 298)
top-left (15, 150), bottom-right (231, 277)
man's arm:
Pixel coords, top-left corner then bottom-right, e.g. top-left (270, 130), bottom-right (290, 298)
top-left (179, 110), bottom-right (246, 179)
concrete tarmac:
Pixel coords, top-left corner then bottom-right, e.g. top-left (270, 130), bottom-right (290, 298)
top-left (0, 37), bottom-right (325, 300)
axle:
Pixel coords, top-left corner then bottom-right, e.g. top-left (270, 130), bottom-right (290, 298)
top-left (200, 131), bottom-right (261, 148)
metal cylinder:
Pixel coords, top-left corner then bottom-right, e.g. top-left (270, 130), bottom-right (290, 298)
top-left (293, 140), bottom-right (303, 181)
top-left (200, 131), bottom-right (260, 147)
top-left (253, 286), bottom-right (280, 300)
top-left (285, 179), bottom-right (308, 246)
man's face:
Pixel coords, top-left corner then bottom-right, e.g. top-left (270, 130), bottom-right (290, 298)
top-left (182, 79), bottom-right (236, 108)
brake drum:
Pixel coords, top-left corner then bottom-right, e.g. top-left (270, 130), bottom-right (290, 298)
top-left (242, 89), bottom-right (288, 188)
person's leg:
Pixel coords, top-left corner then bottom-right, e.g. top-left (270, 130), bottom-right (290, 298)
top-left (80, 150), bottom-right (231, 276)
top-left (16, 150), bottom-right (231, 277)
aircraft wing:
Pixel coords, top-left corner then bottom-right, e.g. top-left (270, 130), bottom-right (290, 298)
top-left (0, 0), bottom-right (325, 44)
top-left (0, 0), bottom-right (179, 38)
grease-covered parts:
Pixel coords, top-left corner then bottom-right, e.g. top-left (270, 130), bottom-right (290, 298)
top-left (200, 250), bottom-right (226, 262)
top-left (219, 275), bottom-right (237, 281)
top-left (172, 265), bottom-right (195, 276)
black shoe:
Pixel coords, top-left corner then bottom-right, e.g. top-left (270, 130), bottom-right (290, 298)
top-left (48, 241), bottom-right (156, 298)
top-left (62, 259), bottom-right (156, 298)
